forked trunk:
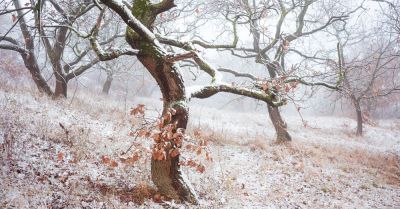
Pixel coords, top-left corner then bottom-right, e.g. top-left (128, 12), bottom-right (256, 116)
top-left (267, 105), bottom-right (291, 143)
top-left (54, 78), bottom-right (68, 98)
top-left (102, 74), bottom-right (113, 94)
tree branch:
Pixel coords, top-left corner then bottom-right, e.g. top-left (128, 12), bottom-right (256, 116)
top-left (153, 0), bottom-right (176, 15)
top-left (89, 7), bottom-right (138, 61)
top-left (66, 58), bottom-right (100, 80)
top-left (0, 43), bottom-right (28, 53)
top-left (188, 83), bottom-right (283, 107)
top-left (218, 67), bottom-right (258, 80)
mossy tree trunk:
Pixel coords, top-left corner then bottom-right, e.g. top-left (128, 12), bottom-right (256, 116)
top-left (125, 0), bottom-right (197, 203)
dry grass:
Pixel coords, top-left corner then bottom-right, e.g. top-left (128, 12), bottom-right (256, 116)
top-left (280, 141), bottom-right (400, 186)
top-left (87, 179), bottom-right (157, 205)
top-left (191, 122), bottom-right (400, 188)
top-left (1, 79), bottom-right (400, 208)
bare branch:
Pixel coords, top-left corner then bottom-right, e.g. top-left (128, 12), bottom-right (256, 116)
top-left (89, 7), bottom-right (138, 61)
top-left (218, 67), bottom-right (258, 80)
top-left (153, 0), bottom-right (176, 15)
top-left (164, 51), bottom-right (197, 63)
top-left (0, 43), bottom-right (27, 53)
top-left (66, 58), bottom-right (100, 80)
top-left (188, 83), bottom-right (283, 107)
top-left (0, 6), bottom-right (32, 16)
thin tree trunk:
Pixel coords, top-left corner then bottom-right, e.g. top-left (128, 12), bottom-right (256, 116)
top-left (352, 96), bottom-right (363, 136)
top-left (21, 53), bottom-right (53, 96)
top-left (267, 105), bottom-right (291, 143)
top-left (54, 78), bottom-right (68, 98)
top-left (102, 74), bottom-right (113, 94)
top-left (12, 0), bottom-right (53, 96)
top-left (249, 3), bottom-right (292, 143)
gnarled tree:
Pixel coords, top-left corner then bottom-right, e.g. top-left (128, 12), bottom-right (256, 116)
top-left (0, 0), bottom-right (135, 97)
top-left (210, 0), bottom-right (359, 142)
top-left (92, 0), bottom-right (285, 203)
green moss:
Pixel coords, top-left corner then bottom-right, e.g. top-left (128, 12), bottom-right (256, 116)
top-left (132, 0), bottom-right (151, 18)
top-left (131, 0), bottom-right (155, 27)
top-left (125, 0), bottom-right (158, 56)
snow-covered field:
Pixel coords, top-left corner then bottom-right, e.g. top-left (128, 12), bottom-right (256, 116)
top-left (1, 88), bottom-right (399, 208)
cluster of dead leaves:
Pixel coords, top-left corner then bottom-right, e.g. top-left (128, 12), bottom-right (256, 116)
top-left (130, 104), bottom-right (145, 116)
top-left (55, 151), bottom-right (78, 164)
top-left (260, 77), bottom-right (299, 95)
top-left (179, 160), bottom-right (206, 173)
top-left (100, 152), bottom-right (140, 168)
top-left (129, 104), bottom-right (211, 173)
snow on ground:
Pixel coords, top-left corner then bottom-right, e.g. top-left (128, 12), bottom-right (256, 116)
top-left (1, 88), bottom-right (400, 208)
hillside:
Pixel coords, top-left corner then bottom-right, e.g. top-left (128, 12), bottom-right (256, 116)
top-left (1, 88), bottom-right (400, 208)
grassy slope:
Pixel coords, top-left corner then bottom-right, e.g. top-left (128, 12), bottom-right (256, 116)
top-left (0, 87), bottom-right (399, 209)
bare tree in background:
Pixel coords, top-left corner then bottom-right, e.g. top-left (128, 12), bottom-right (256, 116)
top-left (332, 27), bottom-right (400, 136)
top-left (199, 0), bottom-right (359, 142)
top-left (0, 0), bottom-right (53, 95)
top-left (373, 0), bottom-right (400, 35)
top-left (98, 58), bottom-right (138, 94)
top-left (0, 0), bottom-right (135, 97)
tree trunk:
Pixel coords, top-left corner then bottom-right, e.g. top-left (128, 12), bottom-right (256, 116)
top-left (21, 53), bottom-right (53, 96)
top-left (102, 74), bottom-right (113, 94)
top-left (266, 62), bottom-right (292, 143)
top-left (352, 97), bottom-right (363, 136)
top-left (151, 104), bottom-right (197, 203)
top-left (12, 0), bottom-right (52, 96)
top-left (125, 1), bottom-right (197, 203)
top-left (54, 78), bottom-right (68, 98)
top-left (139, 54), bottom-right (197, 203)
top-left (267, 105), bottom-right (291, 143)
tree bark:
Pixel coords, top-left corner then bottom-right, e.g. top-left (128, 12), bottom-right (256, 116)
top-left (247, 0), bottom-right (292, 142)
top-left (136, 50), bottom-right (197, 204)
top-left (352, 96), bottom-right (363, 136)
top-left (20, 53), bottom-right (53, 96)
top-left (150, 104), bottom-right (197, 203)
top-left (266, 62), bottom-right (292, 142)
top-left (12, 0), bottom-right (53, 96)
top-left (125, 0), bottom-right (198, 203)
top-left (102, 74), bottom-right (113, 94)
top-left (267, 105), bottom-right (291, 143)
top-left (54, 77), bottom-right (68, 98)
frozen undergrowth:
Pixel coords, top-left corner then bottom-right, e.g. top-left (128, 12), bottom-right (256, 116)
top-left (1, 89), bottom-right (399, 209)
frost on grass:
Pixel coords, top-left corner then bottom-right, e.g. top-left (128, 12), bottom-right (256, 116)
top-left (0, 88), bottom-right (400, 208)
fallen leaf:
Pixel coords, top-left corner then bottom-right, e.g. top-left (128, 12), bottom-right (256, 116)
top-left (196, 164), bottom-right (205, 173)
top-left (101, 155), bottom-right (110, 164)
top-left (110, 160), bottom-right (118, 168)
top-left (57, 152), bottom-right (64, 161)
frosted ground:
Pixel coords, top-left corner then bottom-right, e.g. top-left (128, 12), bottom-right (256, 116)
top-left (1, 87), bottom-right (399, 208)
